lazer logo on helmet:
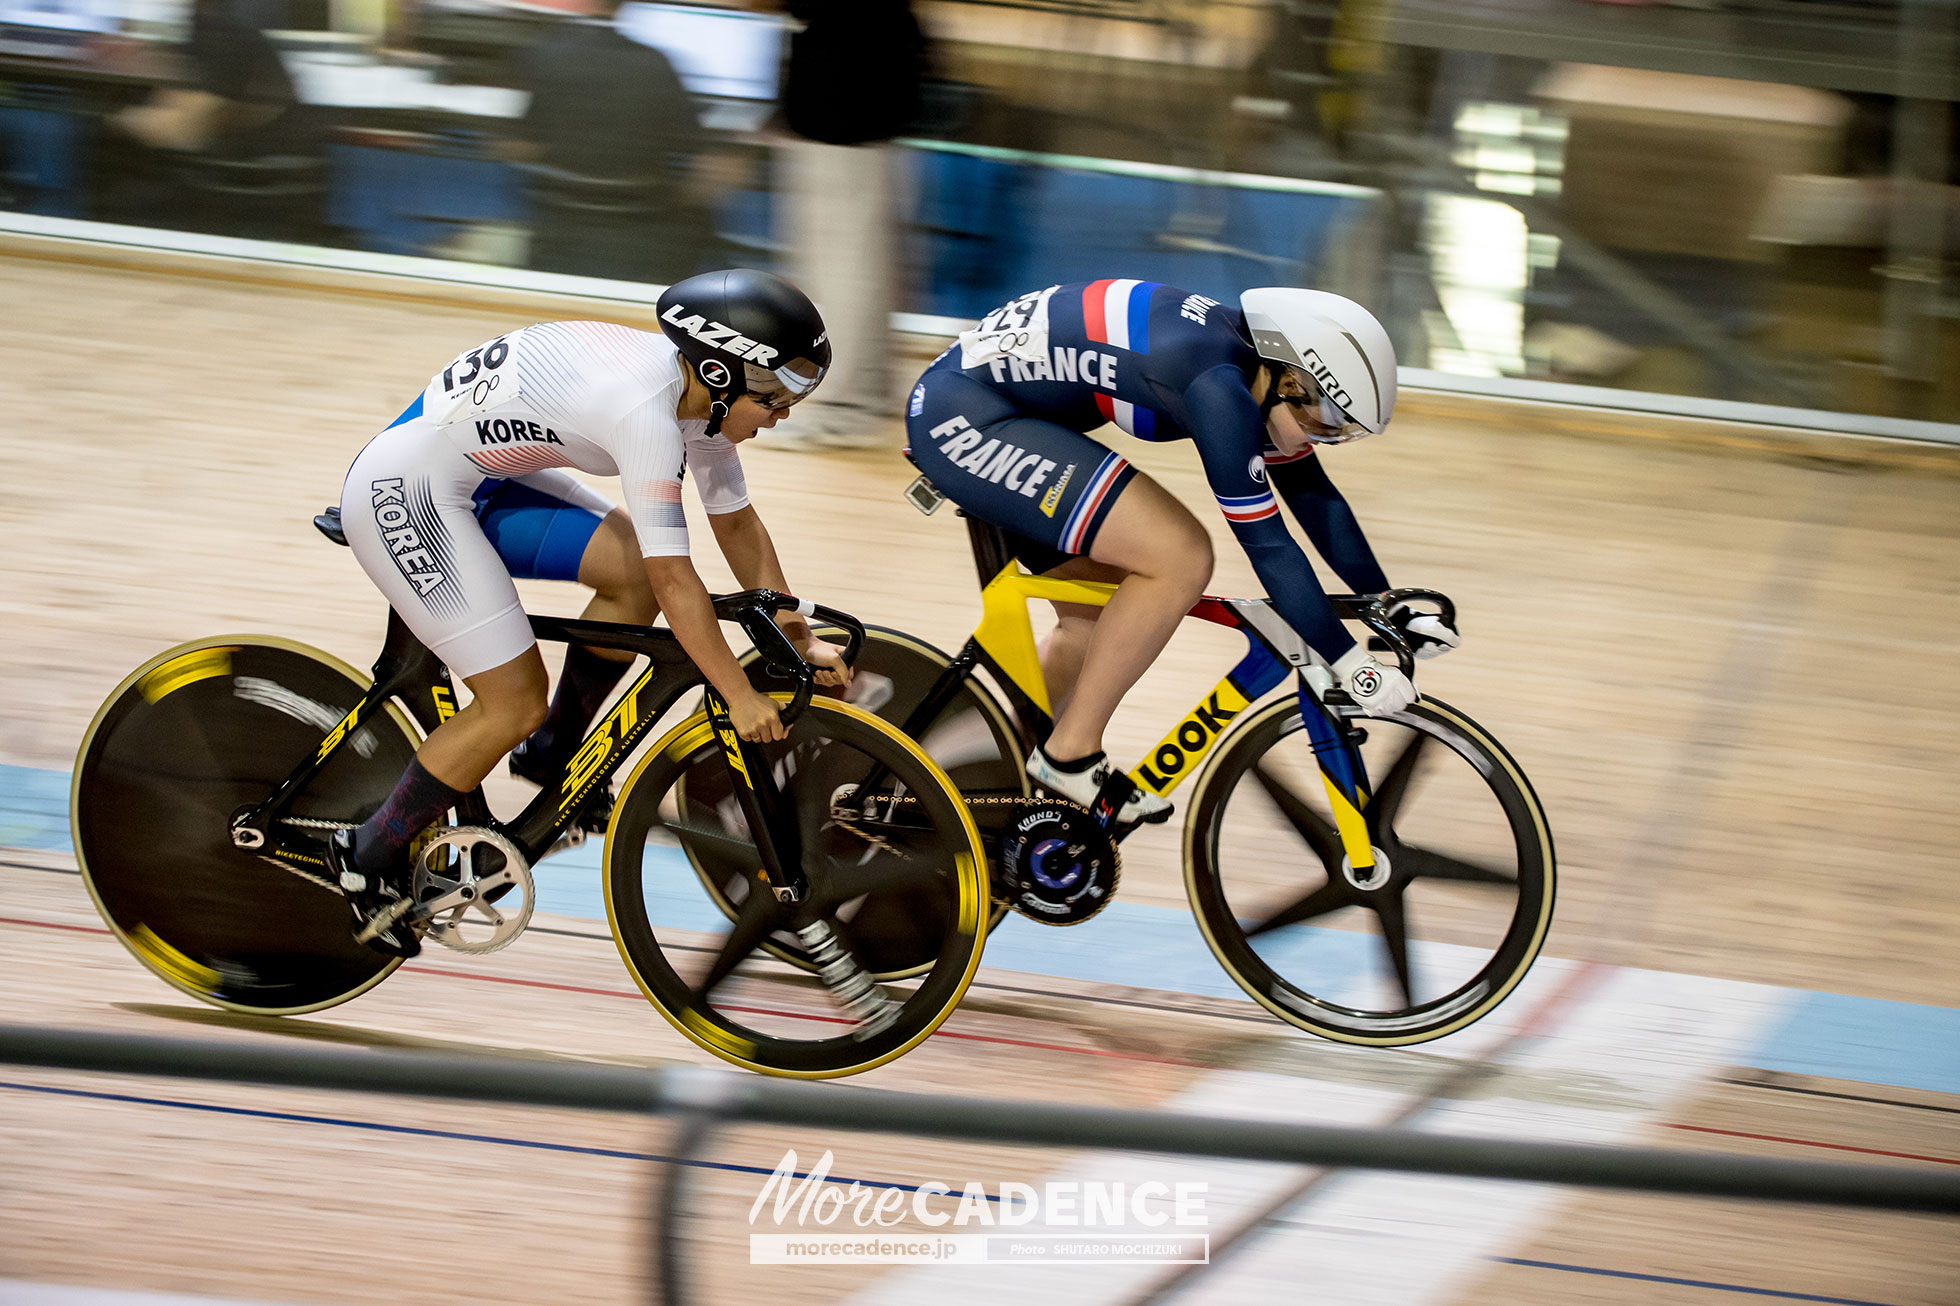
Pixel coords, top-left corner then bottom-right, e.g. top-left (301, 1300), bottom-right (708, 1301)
top-left (698, 359), bottom-right (732, 389)
top-left (1300, 350), bottom-right (1354, 414)
top-left (660, 304), bottom-right (780, 366)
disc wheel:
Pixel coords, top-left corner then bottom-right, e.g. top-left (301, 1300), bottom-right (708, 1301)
top-left (71, 637), bottom-right (424, 1013)
top-left (604, 696), bottom-right (988, 1077)
top-left (718, 624), bottom-right (1023, 965)
top-left (1185, 695), bottom-right (1554, 1045)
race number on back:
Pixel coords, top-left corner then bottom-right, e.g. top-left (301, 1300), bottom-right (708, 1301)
top-left (431, 335), bottom-right (521, 426)
top-left (959, 286), bottom-right (1059, 371)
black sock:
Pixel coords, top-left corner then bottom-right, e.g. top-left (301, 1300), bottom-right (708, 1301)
top-left (1039, 745), bottom-right (1104, 774)
top-left (355, 757), bottom-right (468, 873)
top-left (527, 644), bottom-right (633, 765)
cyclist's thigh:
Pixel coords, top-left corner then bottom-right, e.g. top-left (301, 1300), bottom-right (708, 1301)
top-left (1084, 471), bottom-right (1211, 579)
top-left (341, 419), bottom-right (534, 680)
top-left (907, 368), bottom-right (1139, 561)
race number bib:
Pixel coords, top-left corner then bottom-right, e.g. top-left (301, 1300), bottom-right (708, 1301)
top-left (430, 335), bottom-right (521, 426)
top-left (959, 286), bottom-right (1059, 370)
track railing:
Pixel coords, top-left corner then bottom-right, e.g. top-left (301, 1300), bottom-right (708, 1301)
top-left (4, 1023), bottom-right (1956, 1304)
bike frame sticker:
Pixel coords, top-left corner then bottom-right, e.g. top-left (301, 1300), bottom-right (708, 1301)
top-left (1132, 677), bottom-right (1252, 798)
top-left (1129, 639), bottom-right (1287, 797)
top-left (315, 699), bottom-right (365, 762)
top-left (560, 667), bottom-right (653, 811)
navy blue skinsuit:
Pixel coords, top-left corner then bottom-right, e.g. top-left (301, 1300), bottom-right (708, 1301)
top-left (905, 278), bottom-right (1388, 658)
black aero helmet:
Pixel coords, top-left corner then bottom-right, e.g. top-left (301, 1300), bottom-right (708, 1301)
top-left (657, 268), bottom-right (831, 434)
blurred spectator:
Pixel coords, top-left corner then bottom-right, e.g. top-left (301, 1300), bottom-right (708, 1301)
top-left (773, 0), bottom-right (926, 448)
top-left (511, 0), bottom-right (711, 284)
top-left (113, 0), bottom-right (314, 158)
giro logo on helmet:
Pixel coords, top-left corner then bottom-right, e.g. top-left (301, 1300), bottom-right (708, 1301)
top-left (698, 358), bottom-right (732, 388)
top-left (660, 304), bottom-right (782, 366)
top-left (1300, 350), bottom-right (1355, 414)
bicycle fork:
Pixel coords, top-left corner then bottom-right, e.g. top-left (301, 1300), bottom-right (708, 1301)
top-left (1298, 680), bottom-right (1379, 876)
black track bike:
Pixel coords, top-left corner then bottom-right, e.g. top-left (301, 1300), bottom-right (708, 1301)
top-left (71, 510), bottom-right (987, 1078)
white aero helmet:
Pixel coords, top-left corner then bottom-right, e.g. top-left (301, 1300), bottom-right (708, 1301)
top-left (1240, 288), bottom-right (1398, 440)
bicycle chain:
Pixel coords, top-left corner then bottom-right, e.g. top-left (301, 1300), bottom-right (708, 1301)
top-left (248, 817), bottom-right (355, 894)
top-left (253, 854), bottom-right (340, 894)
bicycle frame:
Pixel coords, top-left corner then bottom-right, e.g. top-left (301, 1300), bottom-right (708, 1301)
top-left (231, 594), bottom-right (836, 901)
top-left (899, 517), bottom-right (1414, 874)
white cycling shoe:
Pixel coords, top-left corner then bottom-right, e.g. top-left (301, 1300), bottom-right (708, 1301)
top-left (1027, 746), bottom-right (1173, 826)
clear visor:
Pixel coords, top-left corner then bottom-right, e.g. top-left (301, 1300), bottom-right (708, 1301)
top-left (743, 356), bottom-right (828, 411)
top-left (1276, 367), bottom-right (1370, 444)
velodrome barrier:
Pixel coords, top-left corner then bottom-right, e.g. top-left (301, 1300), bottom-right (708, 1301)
top-left (6, 1024), bottom-right (1956, 1212)
top-left (4, 1023), bottom-right (1956, 1303)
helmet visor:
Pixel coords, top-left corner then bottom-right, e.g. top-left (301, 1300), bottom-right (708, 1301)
top-left (1276, 367), bottom-right (1370, 444)
top-left (743, 355), bottom-right (828, 411)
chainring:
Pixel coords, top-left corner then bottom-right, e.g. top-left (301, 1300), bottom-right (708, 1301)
top-left (412, 825), bottom-right (534, 954)
top-left (998, 799), bottom-right (1119, 926)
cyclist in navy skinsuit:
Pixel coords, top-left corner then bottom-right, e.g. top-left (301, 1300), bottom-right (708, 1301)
top-left (906, 279), bottom-right (1459, 823)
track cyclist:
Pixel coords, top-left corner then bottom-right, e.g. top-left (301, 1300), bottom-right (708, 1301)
top-left (906, 280), bottom-right (1461, 824)
top-left (332, 268), bottom-right (848, 957)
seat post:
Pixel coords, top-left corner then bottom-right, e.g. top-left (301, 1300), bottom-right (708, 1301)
top-left (965, 514), bottom-right (1013, 588)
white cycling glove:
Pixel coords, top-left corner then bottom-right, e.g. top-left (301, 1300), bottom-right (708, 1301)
top-left (1331, 645), bottom-right (1417, 717)
top-left (1389, 600), bottom-right (1462, 660)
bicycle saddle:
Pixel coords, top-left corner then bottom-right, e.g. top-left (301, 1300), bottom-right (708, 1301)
top-left (313, 506), bottom-right (348, 547)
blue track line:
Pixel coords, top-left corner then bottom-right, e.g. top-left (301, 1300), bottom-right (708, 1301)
top-left (0, 1079), bottom-right (999, 1201)
top-left (1494, 1257), bottom-right (1903, 1306)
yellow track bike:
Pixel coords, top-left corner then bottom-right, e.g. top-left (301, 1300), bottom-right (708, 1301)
top-left (713, 511), bottom-right (1555, 1046)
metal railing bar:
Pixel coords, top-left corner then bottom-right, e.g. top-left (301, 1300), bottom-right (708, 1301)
top-left (4, 1025), bottom-right (1956, 1215)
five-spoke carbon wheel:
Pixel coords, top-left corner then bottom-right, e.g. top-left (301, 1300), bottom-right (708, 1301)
top-left (1184, 695), bottom-right (1554, 1045)
top-left (604, 697), bottom-right (989, 1077)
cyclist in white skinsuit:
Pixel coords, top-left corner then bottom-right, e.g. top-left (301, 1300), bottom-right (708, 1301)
top-left (343, 319), bottom-right (751, 678)
top-left (333, 269), bottom-right (847, 956)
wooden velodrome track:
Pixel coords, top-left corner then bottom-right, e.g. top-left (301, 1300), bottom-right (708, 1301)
top-left (1, 247), bottom-right (1956, 1306)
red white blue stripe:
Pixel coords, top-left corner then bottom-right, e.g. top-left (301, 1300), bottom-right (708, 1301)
top-left (1081, 278), bottom-right (1159, 440)
top-left (1215, 489), bottom-right (1279, 525)
top-left (1060, 452), bottom-right (1129, 553)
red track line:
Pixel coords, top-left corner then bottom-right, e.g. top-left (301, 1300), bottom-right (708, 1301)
top-left (0, 915), bottom-right (110, 936)
top-left (407, 964), bottom-right (1213, 1068)
top-left (0, 914), bottom-right (1203, 1068)
top-left (0, 911), bottom-right (1204, 1067)
top-left (1660, 1122), bottom-right (1960, 1167)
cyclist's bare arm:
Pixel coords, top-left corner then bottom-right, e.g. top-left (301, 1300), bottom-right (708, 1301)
top-left (708, 506), bottom-right (852, 688)
top-left (643, 554), bottom-right (786, 741)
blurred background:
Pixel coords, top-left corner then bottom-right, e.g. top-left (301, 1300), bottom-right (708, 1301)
top-left (1, 0), bottom-right (1954, 426)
